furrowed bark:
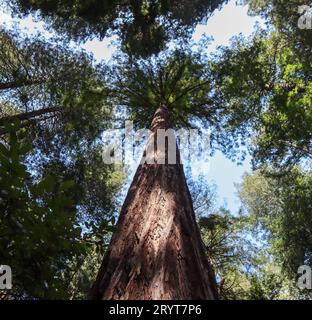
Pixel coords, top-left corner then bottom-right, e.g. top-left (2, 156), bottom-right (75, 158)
top-left (89, 104), bottom-right (218, 300)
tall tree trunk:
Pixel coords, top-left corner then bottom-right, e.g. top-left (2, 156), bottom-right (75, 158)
top-left (89, 104), bottom-right (218, 300)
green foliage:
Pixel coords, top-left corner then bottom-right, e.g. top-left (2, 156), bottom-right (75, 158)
top-left (198, 201), bottom-right (305, 300)
top-left (0, 30), bottom-right (125, 298)
top-left (66, 245), bottom-right (104, 300)
top-left (239, 167), bottom-right (312, 295)
top-left (0, 122), bottom-right (124, 299)
top-left (212, 28), bottom-right (312, 167)
top-left (198, 209), bottom-right (254, 299)
top-left (190, 175), bottom-right (306, 300)
top-left (108, 48), bottom-right (216, 129)
top-left (5, 0), bottom-right (227, 57)
top-left (0, 123), bottom-right (84, 298)
top-left (213, 0), bottom-right (312, 167)
top-left (244, 0), bottom-right (312, 54)
top-left (0, 29), bottom-right (111, 145)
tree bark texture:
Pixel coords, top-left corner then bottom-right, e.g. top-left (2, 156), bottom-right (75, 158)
top-left (89, 104), bottom-right (218, 300)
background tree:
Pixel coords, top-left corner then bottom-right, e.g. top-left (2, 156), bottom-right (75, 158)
top-left (244, 0), bottom-right (312, 53)
top-left (202, 0), bottom-right (312, 299)
top-left (239, 168), bottom-right (312, 289)
top-left (0, 28), bottom-right (110, 138)
top-left (0, 29), bottom-right (124, 299)
top-left (191, 175), bottom-right (305, 300)
top-left (0, 28), bottom-right (123, 235)
top-left (210, 0), bottom-right (312, 168)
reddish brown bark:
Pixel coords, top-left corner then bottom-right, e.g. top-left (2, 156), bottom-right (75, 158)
top-left (89, 104), bottom-right (218, 300)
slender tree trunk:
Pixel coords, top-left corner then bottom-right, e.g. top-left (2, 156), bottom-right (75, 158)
top-left (89, 104), bottom-right (218, 300)
top-left (0, 79), bottom-right (44, 91)
top-left (0, 107), bottom-right (61, 135)
top-left (0, 106), bottom-right (61, 125)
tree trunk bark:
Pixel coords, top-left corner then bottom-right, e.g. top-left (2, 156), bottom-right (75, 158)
top-left (0, 106), bottom-right (62, 135)
top-left (89, 104), bottom-right (218, 300)
top-left (0, 106), bottom-right (61, 126)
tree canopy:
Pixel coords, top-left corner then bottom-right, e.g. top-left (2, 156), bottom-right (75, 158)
top-left (4, 0), bottom-right (227, 57)
top-left (211, 29), bottom-right (312, 167)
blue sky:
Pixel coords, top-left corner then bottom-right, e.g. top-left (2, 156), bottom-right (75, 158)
top-left (191, 1), bottom-right (262, 213)
top-left (0, 0), bottom-right (263, 214)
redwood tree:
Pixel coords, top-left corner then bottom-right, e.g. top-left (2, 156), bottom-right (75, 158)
top-left (89, 103), bottom-right (218, 299)
top-left (88, 49), bottom-right (241, 300)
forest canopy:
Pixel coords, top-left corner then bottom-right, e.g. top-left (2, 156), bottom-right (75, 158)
top-left (0, 0), bottom-right (311, 300)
